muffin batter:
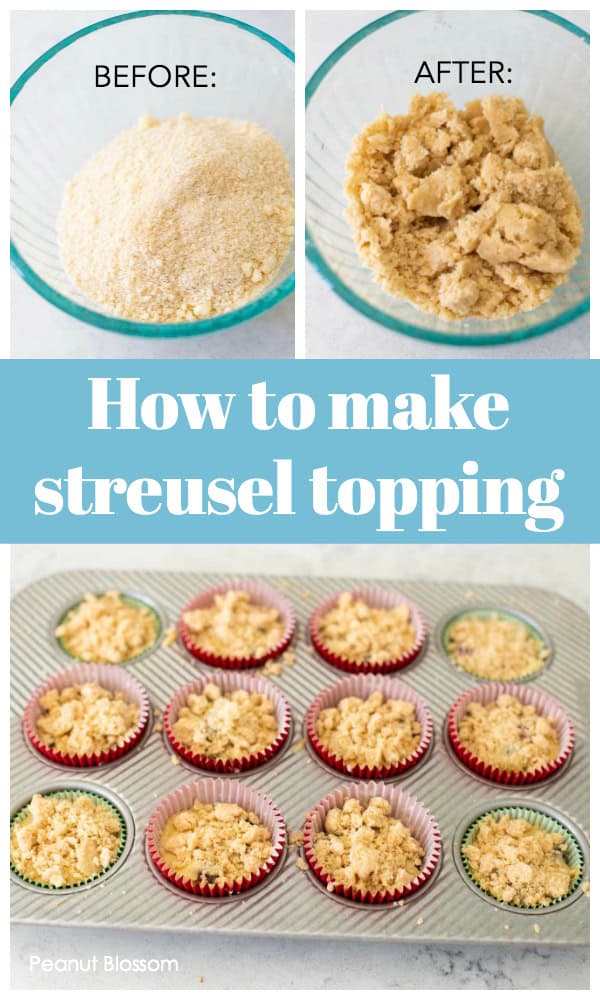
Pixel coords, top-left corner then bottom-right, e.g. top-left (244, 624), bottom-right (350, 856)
top-left (312, 796), bottom-right (425, 894)
top-left (462, 813), bottom-right (579, 906)
top-left (315, 690), bottom-right (421, 769)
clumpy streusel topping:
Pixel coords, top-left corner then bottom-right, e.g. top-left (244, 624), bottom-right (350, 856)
top-left (346, 93), bottom-right (582, 320)
top-left (10, 793), bottom-right (122, 888)
top-left (462, 814), bottom-right (579, 907)
top-left (315, 690), bottom-right (421, 769)
top-left (315, 593), bottom-right (416, 665)
top-left (55, 591), bottom-right (157, 664)
top-left (446, 612), bottom-right (549, 680)
top-left (172, 682), bottom-right (279, 760)
top-left (312, 796), bottom-right (425, 894)
top-left (182, 590), bottom-right (284, 658)
top-left (457, 694), bottom-right (561, 772)
top-left (35, 682), bottom-right (140, 757)
top-left (158, 801), bottom-right (273, 886)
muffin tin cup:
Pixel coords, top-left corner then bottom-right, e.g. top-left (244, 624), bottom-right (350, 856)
top-left (10, 786), bottom-right (129, 892)
top-left (447, 682), bottom-right (575, 786)
top-left (23, 663), bottom-right (151, 768)
top-left (164, 670), bottom-right (292, 773)
top-left (457, 802), bottom-right (587, 914)
top-left (306, 674), bottom-right (433, 780)
top-left (309, 586), bottom-right (427, 675)
top-left (303, 780), bottom-right (441, 905)
top-left (146, 777), bottom-right (287, 898)
top-left (54, 591), bottom-right (163, 665)
top-left (438, 606), bottom-right (553, 682)
top-left (179, 578), bottom-right (296, 669)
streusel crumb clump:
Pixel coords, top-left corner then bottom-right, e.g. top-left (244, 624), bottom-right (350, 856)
top-left (182, 590), bottom-right (284, 658)
top-left (312, 796), bottom-right (424, 894)
top-left (346, 93), bottom-right (582, 320)
top-left (11, 793), bottom-right (122, 888)
top-left (462, 814), bottom-right (578, 907)
top-left (315, 691), bottom-right (421, 769)
top-left (315, 593), bottom-right (416, 665)
top-left (158, 801), bottom-right (273, 887)
top-left (36, 682), bottom-right (140, 757)
top-left (172, 682), bottom-right (279, 761)
top-left (55, 591), bottom-right (157, 664)
top-left (457, 694), bottom-right (560, 773)
top-left (446, 613), bottom-right (549, 680)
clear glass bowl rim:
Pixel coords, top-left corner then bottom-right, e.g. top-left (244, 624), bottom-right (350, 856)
top-left (11, 9), bottom-right (295, 339)
top-left (305, 9), bottom-right (590, 347)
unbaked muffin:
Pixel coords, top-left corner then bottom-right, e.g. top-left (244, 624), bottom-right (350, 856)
top-left (35, 682), bottom-right (140, 758)
top-left (314, 691), bottom-right (421, 770)
top-left (314, 593), bottom-right (416, 666)
top-left (445, 612), bottom-right (549, 680)
top-left (171, 682), bottom-right (278, 761)
top-left (55, 591), bottom-right (158, 663)
top-left (456, 693), bottom-right (560, 773)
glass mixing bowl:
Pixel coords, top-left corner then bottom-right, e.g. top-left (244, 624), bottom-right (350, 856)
top-left (11, 10), bottom-right (295, 338)
top-left (306, 10), bottom-right (589, 346)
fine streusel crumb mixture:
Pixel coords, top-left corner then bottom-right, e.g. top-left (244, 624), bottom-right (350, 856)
top-left (457, 694), bottom-right (560, 773)
top-left (316, 593), bottom-right (415, 664)
top-left (182, 590), bottom-right (284, 658)
top-left (36, 682), bottom-right (140, 757)
top-left (10, 793), bottom-right (122, 888)
top-left (158, 801), bottom-right (273, 886)
top-left (172, 682), bottom-right (279, 760)
top-left (346, 93), bottom-right (582, 320)
top-left (462, 814), bottom-right (578, 907)
top-left (55, 591), bottom-right (157, 663)
top-left (58, 114), bottom-right (293, 322)
top-left (315, 690), bottom-right (421, 769)
top-left (446, 613), bottom-right (549, 680)
top-left (312, 796), bottom-right (425, 894)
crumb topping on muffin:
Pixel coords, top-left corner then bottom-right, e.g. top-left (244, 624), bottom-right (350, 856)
top-left (158, 801), bottom-right (273, 886)
top-left (446, 613), bottom-right (549, 679)
top-left (182, 590), bottom-right (284, 658)
top-left (312, 796), bottom-right (425, 894)
top-left (315, 690), bottom-right (421, 769)
top-left (315, 593), bottom-right (416, 665)
top-left (35, 681), bottom-right (141, 757)
top-left (11, 793), bottom-right (122, 888)
top-left (457, 693), bottom-right (561, 773)
top-left (172, 682), bottom-right (279, 761)
top-left (462, 814), bottom-right (578, 907)
top-left (55, 591), bottom-right (157, 663)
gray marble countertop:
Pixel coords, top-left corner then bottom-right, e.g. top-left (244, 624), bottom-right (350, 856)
top-left (306, 10), bottom-right (589, 360)
top-left (11, 543), bottom-right (588, 988)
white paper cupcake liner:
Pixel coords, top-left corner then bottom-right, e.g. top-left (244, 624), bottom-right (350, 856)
top-left (448, 682), bottom-right (574, 785)
top-left (164, 670), bottom-right (291, 772)
top-left (24, 663), bottom-right (150, 767)
top-left (306, 674), bottom-right (433, 779)
top-left (179, 578), bottom-right (295, 669)
top-left (146, 777), bottom-right (287, 897)
top-left (309, 586), bottom-right (427, 674)
top-left (303, 780), bottom-right (441, 904)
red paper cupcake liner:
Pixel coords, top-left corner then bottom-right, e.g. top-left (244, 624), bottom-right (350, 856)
top-left (164, 670), bottom-right (292, 773)
top-left (24, 662), bottom-right (150, 768)
top-left (306, 674), bottom-right (433, 780)
top-left (179, 578), bottom-right (296, 669)
top-left (447, 682), bottom-right (575, 785)
top-left (146, 777), bottom-right (287, 897)
top-left (303, 780), bottom-right (441, 904)
top-left (309, 586), bottom-right (427, 675)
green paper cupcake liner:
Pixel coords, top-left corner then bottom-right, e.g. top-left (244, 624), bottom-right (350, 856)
top-left (10, 789), bottom-right (127, 891)
top-left (440, 607), bottom-right (552, 683)
top-left (460, 805), bottom-right (584, 910)
top-left (55, 592), bottom-right (162, 663)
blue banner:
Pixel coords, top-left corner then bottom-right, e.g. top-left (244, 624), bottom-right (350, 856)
top-left (1, 360), bottom-right (596, 543)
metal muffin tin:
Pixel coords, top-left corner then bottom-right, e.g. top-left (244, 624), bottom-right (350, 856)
top-left (11, 570), bottom-right (589, 946)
